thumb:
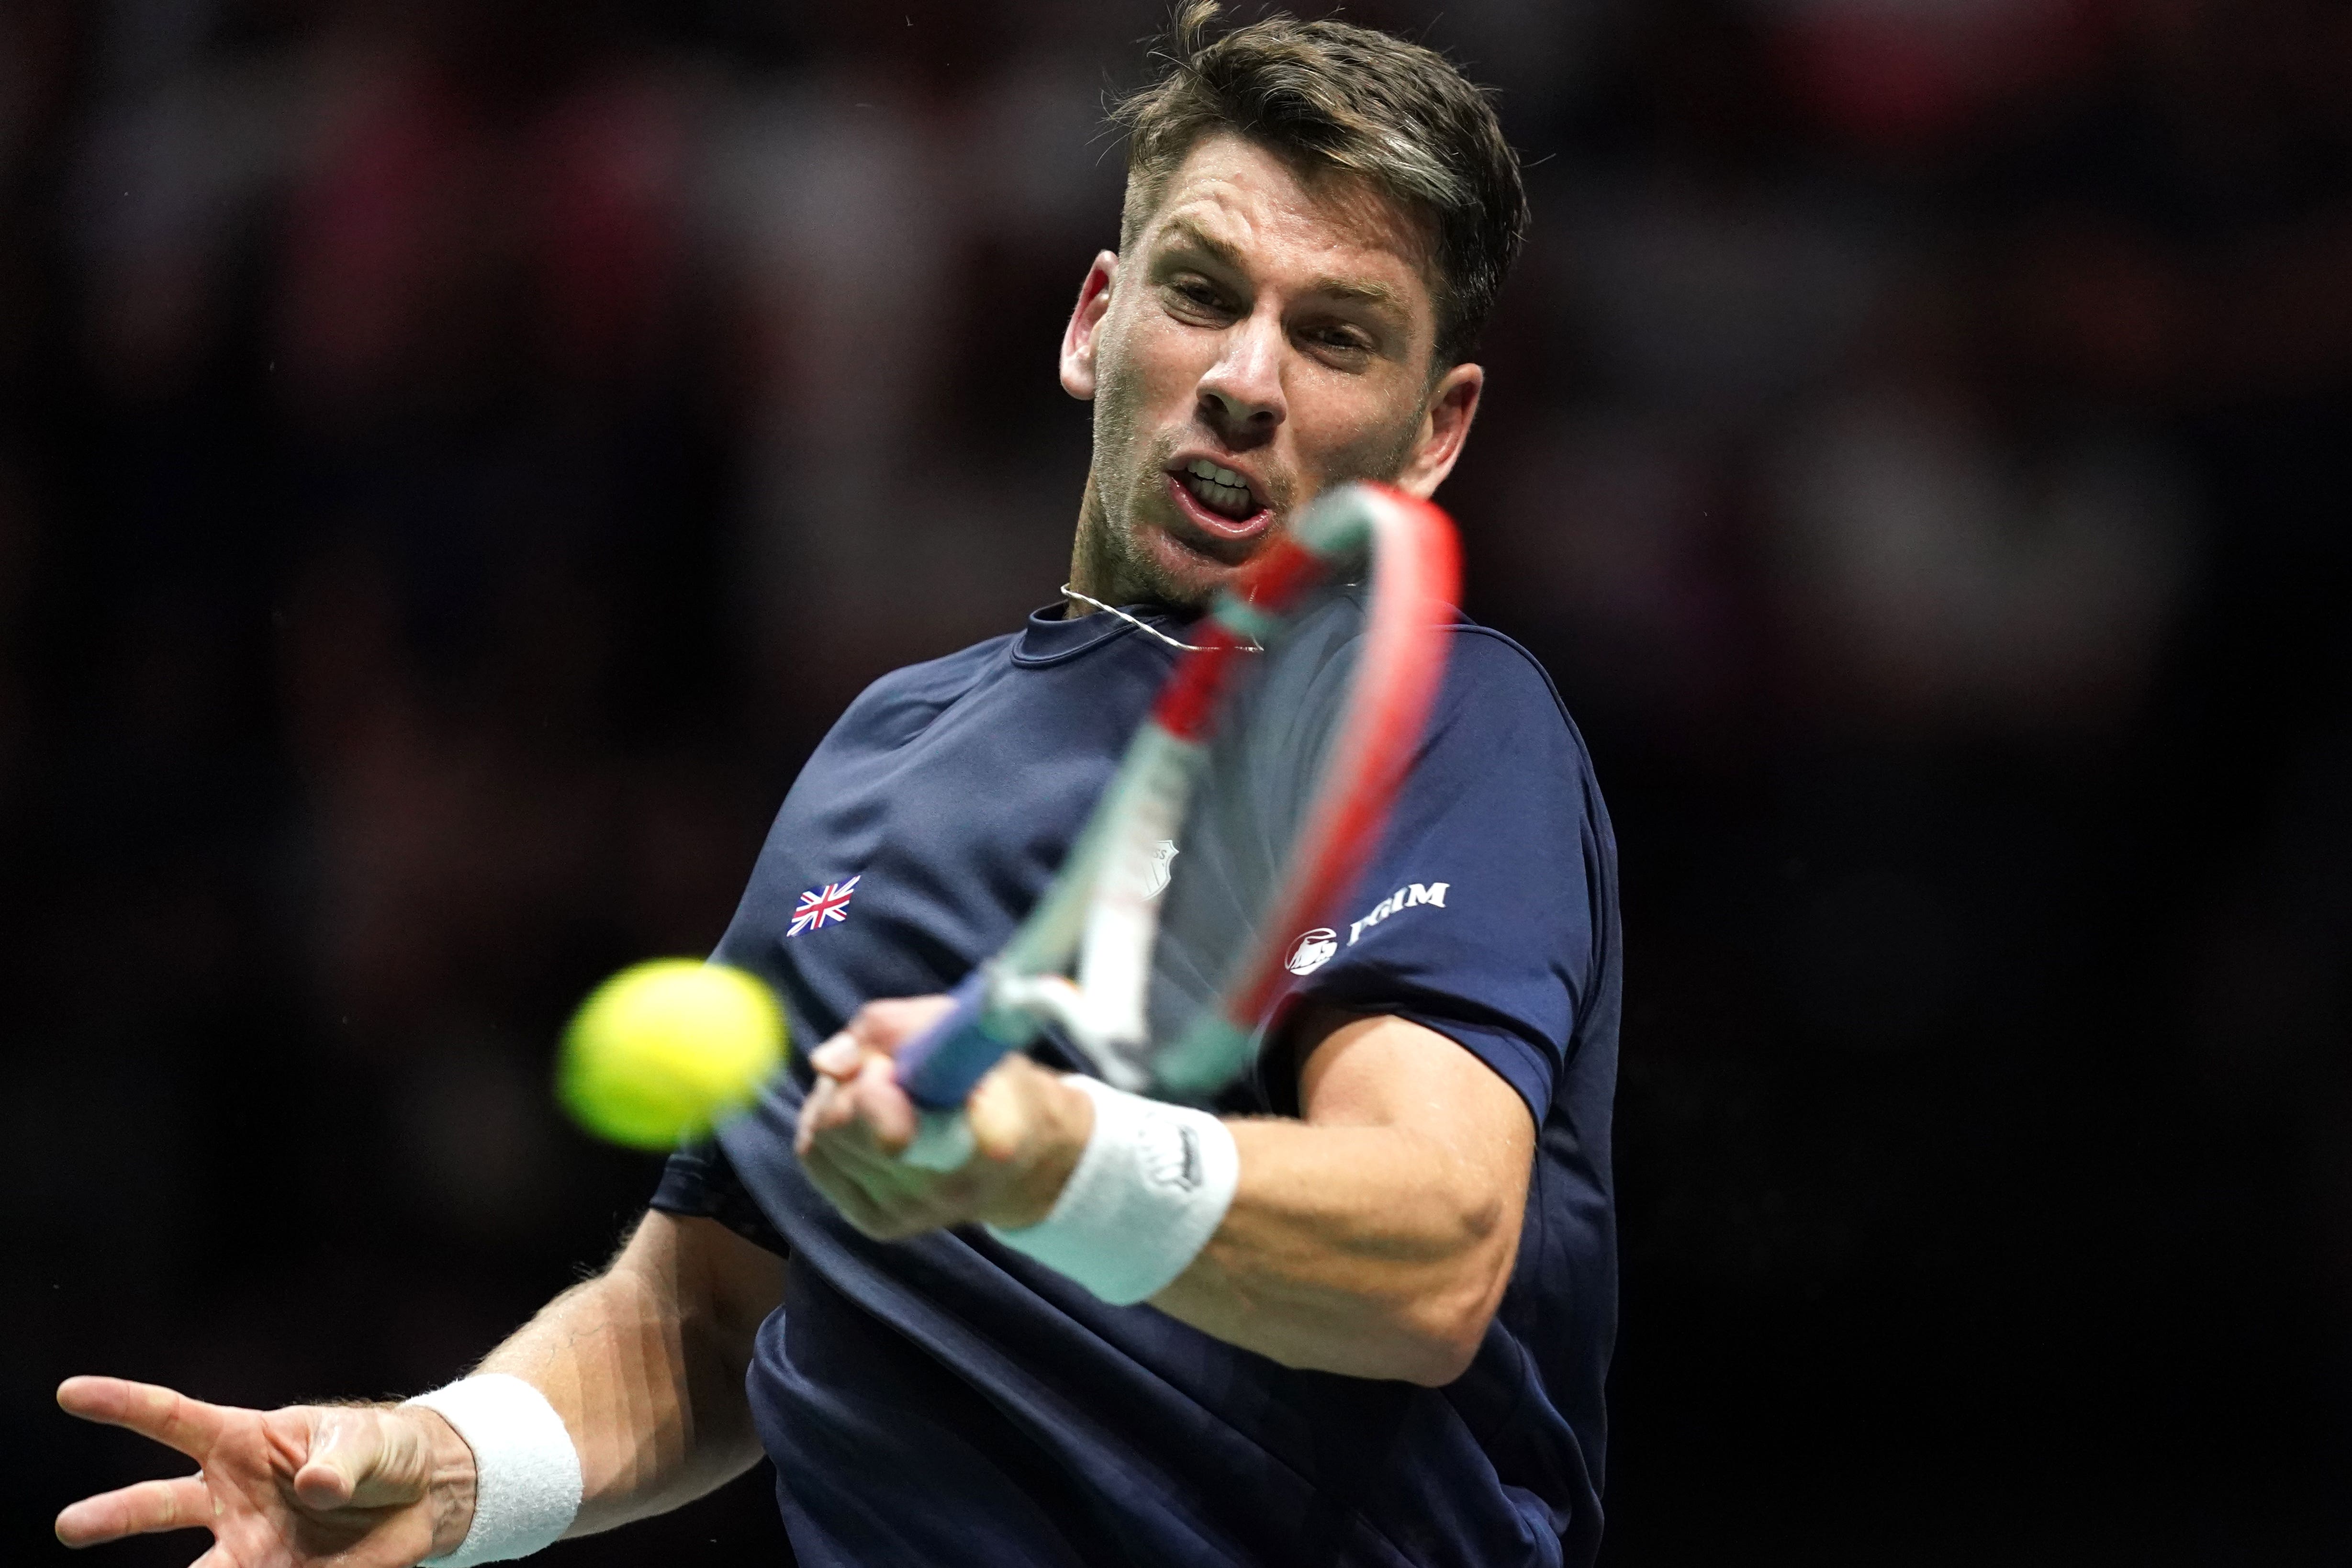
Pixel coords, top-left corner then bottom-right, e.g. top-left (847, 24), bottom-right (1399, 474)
top-left (291, 1407), bottom-right (426, 1512)
top-left (290, 1411), bottom-right (370, 1510)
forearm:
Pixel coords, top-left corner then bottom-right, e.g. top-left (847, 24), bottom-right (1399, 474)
top-left (1150, 1116), bottom-right (1519, 1384)
top-left (802, 1005), bottom-right (1532, 1387)
top-left (471, 1212), bottom-right (781, 1535)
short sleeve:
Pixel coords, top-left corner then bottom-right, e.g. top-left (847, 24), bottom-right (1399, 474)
top-left (1269, 628), bottom-right (1610, 1123)
top-left (650, 1140), bottom-right (792, 1257)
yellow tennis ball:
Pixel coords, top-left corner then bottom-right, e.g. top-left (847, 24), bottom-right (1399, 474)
top-left (558, 960), bottom-right (786, 1150)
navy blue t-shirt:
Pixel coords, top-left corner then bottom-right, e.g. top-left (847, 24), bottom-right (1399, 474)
top-left (652, 602), bottom-right (1622, 1568)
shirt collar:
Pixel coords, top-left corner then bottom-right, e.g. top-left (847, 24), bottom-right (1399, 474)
top-left (1011, 601), bottom-right (1201, 666)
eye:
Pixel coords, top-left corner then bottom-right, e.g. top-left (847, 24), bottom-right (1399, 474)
top-left (1302, 323), bottom-right (1375, 362)
top-left (1166, 277), bottom-right (1224, 311)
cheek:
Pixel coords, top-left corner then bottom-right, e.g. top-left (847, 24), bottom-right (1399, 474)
top-left (1112, 310), bottom-right (1221, 404)
top-left (1297, 386), bottom-right (1424, 482)
top-left (1092, 319), bottom-right (1208, 463)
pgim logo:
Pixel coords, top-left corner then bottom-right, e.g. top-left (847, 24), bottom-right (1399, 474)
top-left (1346, 882), bottom-right (1449, 946)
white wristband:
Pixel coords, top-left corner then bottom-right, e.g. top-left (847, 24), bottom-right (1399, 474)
top-left (986, 1076), bottom-right (1240, 1305)
top-left (403, 1374), bottom-right (583, 1566)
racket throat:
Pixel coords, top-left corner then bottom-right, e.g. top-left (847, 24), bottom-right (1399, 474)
top-left (1065, 887), bottom-right (1160, 1092)
top-left (1063, 726), bottom-right (1200, 1091)
top-left (987, 972), bottom-right (1116, 1054)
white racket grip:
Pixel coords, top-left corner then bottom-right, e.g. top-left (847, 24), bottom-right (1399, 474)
top-left (403, 1374), bottom-right (582, 1566)
top-left (986, 1076), bottom-right (1239, 1305)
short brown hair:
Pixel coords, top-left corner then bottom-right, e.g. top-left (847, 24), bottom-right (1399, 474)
top-left (1109, 2), bottom-right (1529, 369)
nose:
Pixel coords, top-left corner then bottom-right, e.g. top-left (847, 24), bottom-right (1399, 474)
top-left (1197, 307), bottom-right (1286, 443)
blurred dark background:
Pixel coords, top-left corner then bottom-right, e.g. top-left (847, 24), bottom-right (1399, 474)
top-left (6, 0), bottom-right (2348, 1562)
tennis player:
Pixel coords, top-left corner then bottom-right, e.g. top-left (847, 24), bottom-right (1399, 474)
top-left (55, 8), bottom-right (1622, 1566)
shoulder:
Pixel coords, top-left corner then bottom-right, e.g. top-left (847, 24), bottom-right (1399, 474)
top-left (855, 629), bottom-right (1019, 703)
top-left (1432, 621), bottom-right (1592, 768)
top-left (832, 631), bottom-right (1019, 742)
top-left (1418, 621), bottom-right (1616, 864)
top-left (1441, 622), bottom-right (1566, 706)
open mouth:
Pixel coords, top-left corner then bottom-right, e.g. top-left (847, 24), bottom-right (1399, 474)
top-left (1165, 457), bottom-right (1272, 540)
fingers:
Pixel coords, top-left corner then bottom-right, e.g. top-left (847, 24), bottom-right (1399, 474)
top-left (803, 1006), bottom-right (922, 1086)
top-left (849, 1052), bottom-right (918, 1150)
top-left (807, 1035), bottom-right (861, 1082)
top-left (798, 1076), bottom-right (966, 1240)
top-left (797, 1145), bottom-right (906, 1237)
top-left (842, 995), bottom-right (959, 1060)
top-left (796, 995), bottom-right (1009, 1239)
top-left (795, 1072), bottom-right (844, 1157)
top-left (797, 1046), bottom-right (917, 1156)
top-left (55, 1474), bottom-right (213, 1547)
top-left (56, 1378), bottom-right (224, 1461)
top-left (801, 1139), bottom-right (967, 1240)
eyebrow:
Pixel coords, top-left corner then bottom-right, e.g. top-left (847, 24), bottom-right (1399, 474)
top-left (1310, 274), bottom-right (1406, 310)
top-left (1157, 216), bottom-right (1408, 315)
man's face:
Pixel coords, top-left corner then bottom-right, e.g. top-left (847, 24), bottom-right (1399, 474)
top-left (1060, 132), bottom-right (1484, 608)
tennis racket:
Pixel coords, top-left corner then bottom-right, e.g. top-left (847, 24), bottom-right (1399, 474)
top-left (893, 481), bottom-right (1461, 1166)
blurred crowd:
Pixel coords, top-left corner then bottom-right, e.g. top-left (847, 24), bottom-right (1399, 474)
top-left (5, 1), bottom-right (2348, 1561)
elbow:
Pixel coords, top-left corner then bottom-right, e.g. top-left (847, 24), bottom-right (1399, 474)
top-left (1383, 1203), bottom-right (1514, 1382)
top-left (1397, 1345), bottom-right (1477, 1389)
top-left (1251, 1259), bottom-right (1505, 1386)
top-left (1391, 1244), bottom-right (1515, 1387)
top-left (1393, 1295), bottom-right (1494, 1387)
top-left (1268, 1313), bottom-right (1482, 1387)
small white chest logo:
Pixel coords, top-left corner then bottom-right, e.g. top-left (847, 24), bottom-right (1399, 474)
top-left (1142, 838), bottom-right (1180, 899)
top-left (1285, 927), bottom-right (1339, 975)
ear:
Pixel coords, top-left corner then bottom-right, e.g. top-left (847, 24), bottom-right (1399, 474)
top-left (1391, 362), bottom-right (1484, 500)
top-left (1059, 251), bottom-right (1120, 401)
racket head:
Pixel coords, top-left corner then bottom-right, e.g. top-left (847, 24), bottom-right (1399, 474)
top-left (894, 482), bottom-right (1459, 1112)
top-left (1064, 482), bottom-right (1461, 1100)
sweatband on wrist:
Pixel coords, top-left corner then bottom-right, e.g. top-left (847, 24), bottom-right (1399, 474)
top-left (403, 1373), bottom-right (583, 1566)
top-left (986, 1075), bottom-right (1240, 1305)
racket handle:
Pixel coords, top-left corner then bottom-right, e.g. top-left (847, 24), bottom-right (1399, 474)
top-left (895, 969), bottom-right (1020, 1110)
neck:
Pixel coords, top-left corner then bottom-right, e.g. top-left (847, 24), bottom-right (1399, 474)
top-left (1064, 467), bottom-right (1126, 619)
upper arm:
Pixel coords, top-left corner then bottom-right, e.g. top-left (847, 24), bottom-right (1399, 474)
top-left (1296, 1010), bottom-right (1535, 1239)
top-left (613, 1210), bottom-right (786, 1370)
top-left (1274, 631), bottom-right (1608, 1123)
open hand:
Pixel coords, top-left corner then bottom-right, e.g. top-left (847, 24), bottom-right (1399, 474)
top-left (55, 1376), bottom-right (475, 1567)
top-left (794, 997), bottom-right (1094, 1240)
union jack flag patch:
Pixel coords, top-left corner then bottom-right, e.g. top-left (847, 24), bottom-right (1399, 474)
top-left (787, 874), bottom-right (862, 936)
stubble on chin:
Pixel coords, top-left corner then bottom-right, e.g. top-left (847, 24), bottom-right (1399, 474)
top-left (1072, 356), bottom-right (1206, 610)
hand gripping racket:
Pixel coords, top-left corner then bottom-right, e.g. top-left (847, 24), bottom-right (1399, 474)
top-left (892, 482), bottom-right (1460, 1167)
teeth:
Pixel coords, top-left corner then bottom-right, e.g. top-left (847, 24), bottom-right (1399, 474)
top-left (1186, 458), bottom-right (1248, 491)
top-left (1183, 472), bottom-right (1254, 519)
